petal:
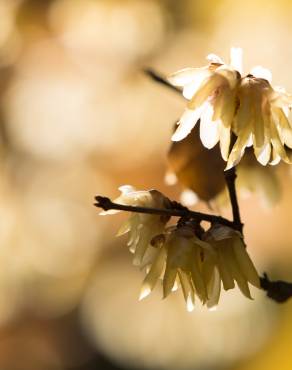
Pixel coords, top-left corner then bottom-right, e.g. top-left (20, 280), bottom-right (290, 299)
top-left (216, 243), bottom-right (235, 290)
top-left (232, 238), bottom-right (260, 288)
top-left (230, 47), bottom-right (243, 74)
top-left (163, 263), bottom-right (177, 298)
top-left (254, 142), bottom-right (271, 165)
top-left (116, 219), bottom-right (131, 236)
top-left (199, 103), bottom-right (220, 149)
top-left (250, 66), bottom-right (272, 83)
top-left (188, 73), bottom-right (224, 110)
top-left (178, 270), bottom-right (195, 311)
top-left (206, 267), bottom-right (221, 309)
top-left (139, 247), bottom-right (166, 300)
top-left (207, 53), bottom-right (224, 64)
top-left (172, 108), bottom-right (202, 142)
top-left (272, 107), bottom-right (292, 148)
top-left (167, 67), bottom-right (206, 87)
top-left (133, 230), bottom-right (151, 266)
top-left (190, 248), bottom-right (207, 303)
top-left (223, 243), bottom-right (252, 299)
top-left (270, 119), bottom-right (290, 163)
top-left (252, 97), bottom-right (265, 148)
top-left (225, 129), bottom-right (251, 170)
top-left (182, 70), bottom-right (211, 99)
top-left (219, 124), bottom-right (231, 161)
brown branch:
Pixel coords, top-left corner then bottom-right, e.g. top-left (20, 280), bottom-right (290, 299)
top-left (260, 274), bottom-right (292, 303)
top-left (144, 69), bottom-right (182, 94)
top-left (95, 196), bottom-right (292, 303)
top-left (224, 167), bottom-right (243, 233)
top-left (95, 195), bottom-right (235, 228)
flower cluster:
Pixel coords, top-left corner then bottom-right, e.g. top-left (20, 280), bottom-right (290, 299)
top-left (168, 48), bottom-right (292, 169)
top-left (102, 186), bottom-right (260, 310)
top-left (100, 185), bottom-right (172, 266)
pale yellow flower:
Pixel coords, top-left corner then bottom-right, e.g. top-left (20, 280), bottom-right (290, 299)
top-left (203, 224), bottom-right (260, 301)
top-left (100, 185), bottom-right (171, 266)
top-left (140, 225), bottom-right (216, 311)
top-left (168, 48), bottom-right (292, 169)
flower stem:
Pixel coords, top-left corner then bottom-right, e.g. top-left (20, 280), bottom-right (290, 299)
top-left (95, 196), bottom-right (235, 228)
top-left (224, 167), bottom-right (243, 232)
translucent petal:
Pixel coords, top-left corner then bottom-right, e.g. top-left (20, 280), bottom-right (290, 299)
top-left (252, 98), bottom-right (265, 148)
top-left (182, 70), bottom-right (210, 99)
top-left (133, 232), bottom-right (151, 266)
top-left (116, 219), bottom-right (131, 236)
top-left (219, 124), bottom-right (231, 161)
top-left (223, 244), bottom-right (252, 299)
top-left (199, 104), bottom-right (220, 149)
top-left (163, 263), bottom-right (177, 298)
top-left (178, 270), bottom-right (195, 310)
top-left (230, 47), bottom-right (243, 74)
top-left (225, 129), bottom-right (251, 170)
top-left (270, 119), bottom-right (290, 163)
top-left (207, 267), bottom-right (221, 309)
top-left (273, 107), bottom-right (292, 148)
top-left (167, 67), bottom-right (206, 87)
top-left (99, 209), bottom-right (120, 215)
top-left (217, 244), bottom-right (235, 290)
top-left (188, 73), bottom-right (224, 110)
top-left (172, 108), bottom-right (202, 142)
top-left (118, 185), bottom-right (136, 194)
top-left (190, 248), bottom-right (207, 303)
top-left (250, 66), bottom-right (272, 83)
top-left (254, 142), bottom-right (271, 165)
top-left (269, 149), bottom-right (281, 165)
top-left (139, 247), bottom-right (166, 300)
top-left (232, 238), bottom-right (260, 288)
top-left (207, 53), bottom-right (224, 64)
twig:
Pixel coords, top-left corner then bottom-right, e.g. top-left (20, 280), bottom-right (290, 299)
top-left (224, 167), bottom-right (243, 232)
top-left (260, 273), bottom-right (292, 303)
top-left (95, 196), bottom-right (235, 228)
top-left (144, 69), bottom-right (182, 94)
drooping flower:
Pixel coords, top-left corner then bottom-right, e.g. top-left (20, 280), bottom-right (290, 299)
top-left (166, 125), bottom-right (281, 207)
top-left (168, 48), bottom-right (292, 169)
top-left (100, 185), bottom-right (171, 266)
top-left (140, 224), bottom-right (216, 311)
top-left (203, 224), bottom-right (260, 300)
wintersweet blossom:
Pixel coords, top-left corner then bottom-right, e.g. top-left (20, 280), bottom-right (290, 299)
top-left (100, 185), bottom-right (171, 266)
top-left (168, 48), bottom-right (292, 169)
top-left (203, 224), bottom-right (260, 300)
top-left (140, 225), bottom-right (215, 311)
top-left (100, 187), bottom-right (261, 310)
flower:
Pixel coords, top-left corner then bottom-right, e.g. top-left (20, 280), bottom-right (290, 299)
top-left (203, 224), bottom-right (260, 300)
top-left (166, 125), bottom-right (281, 207)
top-left (101, 187), bottom-right (261, 310)
top-left (100, 185), bottom-right (171, 266)
top-left (140, 224), bottom-right (215, 311)
top-left (168, 48), bottom-right (292, 169)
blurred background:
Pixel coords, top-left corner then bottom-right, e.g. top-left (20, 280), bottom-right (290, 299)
top-left (0, 0), bottom-right (291, 369)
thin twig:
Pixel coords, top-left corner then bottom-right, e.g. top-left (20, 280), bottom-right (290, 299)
top-left (224, 167), bottom-right (243, 232)
top-left (260, 274), bottom-right (292, 303)
top-left (144, 68), bottom-right (182, 94)
top-left (95, 196), bottom-right (235, 228)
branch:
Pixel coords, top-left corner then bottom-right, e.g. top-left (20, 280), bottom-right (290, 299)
top-left (95, 196), bottom-right (292, 303)
top-left (224, 167), bottom-right (243, 232)
top-left (144, 69), bottom-right (182, 94)
top-left (95, 195), bottom-right (235, 228)
top-left (260, 274), bottom-right (292, 303)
